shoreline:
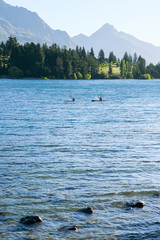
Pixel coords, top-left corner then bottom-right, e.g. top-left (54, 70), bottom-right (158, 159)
top-left (0, 77), bottom-right (160, 81)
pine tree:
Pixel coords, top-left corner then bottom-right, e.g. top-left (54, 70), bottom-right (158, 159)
top-left (98, 49), bottom-right (105, 63)
top-left (109, 51), bottom-right (116, 63)
top-left (90, 47), bottom-right (95, 58)
top-left (120, 59), bottom-right (126, 78)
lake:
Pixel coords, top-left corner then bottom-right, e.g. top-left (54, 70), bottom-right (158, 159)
top-left (0, 79), bottom-right (160, 239)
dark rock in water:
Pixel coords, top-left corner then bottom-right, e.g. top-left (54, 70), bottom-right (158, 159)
top-left (78, 207), bottom-right (93, 214)
top-left (59, 225), bottom-right (77, 231)
top-left (134, 200), bottom-right (145, 208)
top-left (20, 216), bottom-right (43, 225)
top-left (67, 225), bottom-right (78, 231)
top-left (153, 193), bottom-right (160, 197)
top-left (125, 200), bottom-right (145, 209)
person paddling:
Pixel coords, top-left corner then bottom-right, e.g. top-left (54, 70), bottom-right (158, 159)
top-left (70, 95), bottom-right (75, 102)
top-left (99, 97), bottom-right (103, 101)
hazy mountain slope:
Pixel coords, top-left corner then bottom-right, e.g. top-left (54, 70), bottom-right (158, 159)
top-left (1, 0), bottom-right (160, 64)
top-left (72, 24), bottom-right (160, 64)
top-left (0, 0), bottom-right (75, 47)
top-left (0, 17), bottom-right (13, 41)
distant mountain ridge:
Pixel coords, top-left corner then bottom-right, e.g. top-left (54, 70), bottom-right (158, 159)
top-left (0, 0), bottom-right (160, 64)
top-left (0, 0), bottom-right (75, 48)
top-left (72, 24), bottom-right (160, 64)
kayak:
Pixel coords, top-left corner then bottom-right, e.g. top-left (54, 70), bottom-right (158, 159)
top-left (91, 100), bottom-right (106, 102)
top-left (64, 100), bottom-right (76, 103)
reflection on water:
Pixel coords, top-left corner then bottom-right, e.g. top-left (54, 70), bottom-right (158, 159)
top-left (0, 79), bottom-right (160, 239)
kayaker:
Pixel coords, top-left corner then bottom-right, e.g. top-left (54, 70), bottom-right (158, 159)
top-left (70, 95), bottom-right (75, 102)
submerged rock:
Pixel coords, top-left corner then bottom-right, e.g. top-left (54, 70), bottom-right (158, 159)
top-left (68, 226), bottom-right (77, 230)
top-left (88, 219), bottom-right (100, 224)
top-left (153, 193), bottom-right (160, 197)
top-left (59, 225), bottom-right (78, 231)
top-left (125, 200), bottom-right (145, 209)
top-left (20, 216), bottom-right (43, 225)
top-left (78, 207), bottom-right (94, 214)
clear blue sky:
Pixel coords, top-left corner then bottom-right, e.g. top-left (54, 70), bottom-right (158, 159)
top-left (4, 0), bottom-right (160, 46)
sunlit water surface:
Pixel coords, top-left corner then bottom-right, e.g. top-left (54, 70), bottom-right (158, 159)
top-left (0, 79), bottom-right (160, 239)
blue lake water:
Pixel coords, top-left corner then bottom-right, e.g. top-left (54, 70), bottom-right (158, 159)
top-left (0, 79), bottom-right (160, 239)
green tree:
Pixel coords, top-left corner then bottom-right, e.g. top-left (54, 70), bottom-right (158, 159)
top-left (155, 63), bottom-right (160, 78)
top-left (65, 60), bottom-right (72, 79)
top-left (9, 46), bottom-right (23, 69)
top-left (80, 60), bottom-right (88, 78)
top-left (77, 72), bottom-right (83, 79)
top-left (141, 73), bottom-right (151, 79)
top-left (98, 49), bottom-right (105, 63)
top-left (6, 36), bottom-right (19, 56)
top-left (109, 63), bottom-right (112, 76)
top-left (123, 52), bottom-right (129, 62)
top-left (85, 73), bottom-right (91, 79)
top-left (81, 47), bottom-right (86, 59)
top-left (43, 43), bottom-right (61, 78)
top-left (133, 55), bottom-right (146, 79)
top-left (0, 42), bottom-right (6, 56)
top-left (133, 53), bottom-right (138, 65)
top-left (132, 64), bottom-right (140, 79)
top-left (87, 55), bottom-right (99, 78)
top-left (56, 57), bottom-right (63, 79)
top-left (109, 51), bottom-right (116, 63)
top-left (146, 63), bottom-right (155, 78)
top-left (129, 54), bottom-right (133, 63)
top-left (89, 47), bottom-right (95, 58)
top-left (26, 42), bottom-right (44, 77)
top-left (8, 66), bottom-right (23, 78)
top-left (126, 71), bottom-right (133, 79)
top-left (137, 56), bottom-right (146, 75)
top-left (73, 73), bottom-right (77, 79)
top-left (120, 59), bottom-right (126, 78)
top-left (34, 43), bottom-right (45, 76)
top-left (70, 49), bottom-right (79, 74)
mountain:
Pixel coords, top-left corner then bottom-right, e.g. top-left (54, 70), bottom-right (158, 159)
top-left (72, 24), bottom-right (160, 64)
top-left (0, 0), bottom-right (160, 64)
top-left (0, 0), bottom-right (75, 48)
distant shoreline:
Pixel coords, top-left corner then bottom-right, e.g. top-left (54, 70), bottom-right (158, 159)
top-left (0, 77), bottom-right (160, 81)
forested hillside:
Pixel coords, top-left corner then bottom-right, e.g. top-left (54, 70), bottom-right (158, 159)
top-left (0, 37), bottom-right (160, 79)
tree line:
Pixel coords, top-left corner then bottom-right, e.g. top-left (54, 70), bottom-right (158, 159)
top-left (0, 36), bottom-right (160, 79)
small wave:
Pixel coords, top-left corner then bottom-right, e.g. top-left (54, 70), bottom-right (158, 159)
top-left (98, 190), bottom-right (160, 197)
top-left (118, 230), bottom-right (160, 240)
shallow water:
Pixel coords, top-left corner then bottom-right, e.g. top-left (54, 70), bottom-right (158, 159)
top-left (0, 79), bottom-right (160, 239)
